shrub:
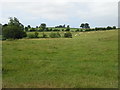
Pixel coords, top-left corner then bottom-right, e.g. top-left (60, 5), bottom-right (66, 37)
top-left (65, 25), bottom-right (70, 31)
top-left (34, 32), bottom-right (39, 38)
top-left (62, 29), bottom-right (64, 31)
top-left (42, 33), bottom-right (47, 38)
top-left (49, 32), bottom-right (61, 38)
top-left (106, 26), bottom-right (112, 30)
top-left (80, 29), bottom-right (83, 32)
top-left (75, 29), bottom-right (79, 32)
top-left (3, 25), bottom-right (27, 39)
top-left (27, 32), bottom-right (39, 38)
top-left (27, 33), bottom-right (36, 38)
top-left (2, 17), bottom-right (27, 39)
top-left (64, 32), bottom-right (72, 38)
top-left (113, 26), bottom-right (116, 29)
top-left (49, 28), bottom-right (52, 31)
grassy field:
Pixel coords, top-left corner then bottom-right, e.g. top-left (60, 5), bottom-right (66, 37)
top-left (2, 30), bottom-right (118, 88)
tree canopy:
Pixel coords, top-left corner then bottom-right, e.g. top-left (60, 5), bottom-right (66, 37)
top-left (2, 17), bottom-right (26, 39)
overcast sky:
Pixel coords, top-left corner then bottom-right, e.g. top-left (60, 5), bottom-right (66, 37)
top-left (0, 0), bottom-right (119, 28)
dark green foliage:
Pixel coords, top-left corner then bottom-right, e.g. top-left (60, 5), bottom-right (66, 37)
top-left (95, 27), bottom-right (106, 31)
top-left (75, 29), bottom-right (79, 32)
top-left (49, 28), bottom-right (52, 31)
top-left (113, 26), bottom-right (116, 29)
top-left (84, 23), bottom-right (90, 29)
top-left (49, 32), bottom-right (61, 38)
top-left (106, 26), bottom-right (112, 30)
top-left (42, 32), bottom-right (47, 38)
top-left (45, 28), bottom-right (49, 31)
top-left (80, 29), bottom-right (83, 32)
top-left (38, 28), bottom-right (44, 32)
top-left (65, 25), bottom-right (70, 31)
top-left (2, 24), bottom-right (8, 28)
top-left (53, 29), bottom-right (60, 31)
top-left (80, 23), bottom-right (85, 28)
top-left (28, 25), bottom-right (31, 28)
top-left (29, 28), bottom-right (36, 32)
top-left (2, 17), bottom-right (26, 39)
top-left (3, 25), bottom-right (26, 39)
top-left (62, 29), bottom-right (64, 31)
top-left (24, 27), bottom-right (28, 32)
top-left (80, 23), bottom-right (90, 29)
top-left (36, 26), bottom-right (38, 28)
top-left (34, 32), bottom-right (39, 38)
top-left (64, 32), bottom-right (72, 38)
top-left (39, 23), bottom-right (46, 31)
top-left (27, 33), bottom-right (36, 38)
top-left (27, 32), bottom-right (39, 38)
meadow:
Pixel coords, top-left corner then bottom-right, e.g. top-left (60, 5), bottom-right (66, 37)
top-left (2, 30), bottom-right (118, 88)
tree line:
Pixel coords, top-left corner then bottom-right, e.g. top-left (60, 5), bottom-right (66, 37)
top-left (1, 17), bottom-right (117, 39)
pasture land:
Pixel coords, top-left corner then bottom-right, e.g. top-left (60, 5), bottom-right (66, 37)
top-left (2, 30), bottom-right (118, 88)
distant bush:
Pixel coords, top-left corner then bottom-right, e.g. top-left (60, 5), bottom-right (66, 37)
top-left (49, 32), bottom-right (61, 38)
top-left (113, 26), bottom-right (116, 29)
top-left (53, 29), bottom-right (60, 32)
top-left (75, 29), bottom-right (79, 32)
top-left (27, 32), bottom-right (39, 38)
top-left (34, 32), bottom-right (39, 38)
top-left (49, 28), bottom-right (52, 31)
top-left (64, 32), bottom-right (72, 38)
top-left (80, 29), bottom-right (83, 32)
top-left (42, 33), bottom-right (47, 38)
top-left (62, 29), bottom-right (64, 31)
top-left (29, 28), bottom-right (37, 32)
top-left (27, 33), bottom-right (35, 38)
top-left (45, 28), bottom-right (49, 31)
top-left (106, 26), bottom-right (112, 30)
top-left (65, 25), bottom-right (70, 31)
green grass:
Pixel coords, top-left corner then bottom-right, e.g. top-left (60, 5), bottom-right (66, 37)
top-left (2, 30), bottom-right (118, 88)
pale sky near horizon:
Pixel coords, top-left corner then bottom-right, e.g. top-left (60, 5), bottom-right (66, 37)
top-left (0, 0), bottom-right (119, 28)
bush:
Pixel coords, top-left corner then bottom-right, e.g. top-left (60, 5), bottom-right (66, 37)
top-left (113, 26), bottom-right (116, 29)
top-left (42, 33), bottom-right (47, 38)
top-left (34, 32), bottom-right (39, 38)
top-left (2, 17), bottom-right (27, 39)
top-left (27, 32), bottom-right (39, 38)
top-left (53, 29), bottom-right (60, 32)
top-left (3, 26), bottom-right (27, 39)
top-left (49, 32), bottom-right (61, 38)
top-left (64, 32), bottom-right (72, 38)
top-left (49, 28), bottom-right (52, 31)
top-left (75, 29), bottom-right (79, 32)
top-left (27, 33), bottom-right (35, 38)
top-left (62, 29), bottom-right (64, 31)
top-left (106, 26), bottom-right (112, 30)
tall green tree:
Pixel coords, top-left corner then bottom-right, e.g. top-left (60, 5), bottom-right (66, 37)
top-left (80, 23), bottom-right (90, 29)
top-left (39, 23), bottom-right (46, 31)
top-left (24, 27), bottom-right (28, 32)
top-left (28, 25), bottom-right (31, 28)
top-left (84, 23), bottom-right (90, 29)
top-left (113, 26), bottom-right (116, 29)
top-left (66, 25), bottom-right (70, 31)
top-left (2, 17), bottom-right (26, 39)
top-left (80, 23), bottom-right (85, 28)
